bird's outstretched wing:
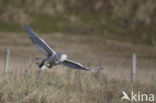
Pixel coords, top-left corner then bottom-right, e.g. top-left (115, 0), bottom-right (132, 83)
top-left (62, 59), bottom-right (101, 72)
top-left (25, 25), bottom-right (56, 57)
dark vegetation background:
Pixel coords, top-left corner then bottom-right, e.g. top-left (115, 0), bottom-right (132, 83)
top-left (0, 0), bottom-right (156, 45)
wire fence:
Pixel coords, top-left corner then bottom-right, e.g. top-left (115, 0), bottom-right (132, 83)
top-left (1, 48), bottom-right (138, 83)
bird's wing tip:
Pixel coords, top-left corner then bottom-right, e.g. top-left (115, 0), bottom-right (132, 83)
top-left (90, 68), bottom-right (102, 72)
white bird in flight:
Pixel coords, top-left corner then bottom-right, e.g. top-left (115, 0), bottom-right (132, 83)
top-left (25, 25), bottom-right (101, 72)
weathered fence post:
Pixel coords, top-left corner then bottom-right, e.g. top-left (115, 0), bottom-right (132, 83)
top-left (4, 48), bottom-right (10, 73)
top-left (131, 53), bottom-right (136, 83)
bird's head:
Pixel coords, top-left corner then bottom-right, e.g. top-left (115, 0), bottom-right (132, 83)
top-left (60, 53), bottom-right (67, 62)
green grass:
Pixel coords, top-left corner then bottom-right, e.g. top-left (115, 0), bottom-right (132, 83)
top-left (0, 21), bottom-right (21, 32)
top-left (30, 13), bottom-right (71, 33)
top-left (0, 11), bottom-right (156, 45)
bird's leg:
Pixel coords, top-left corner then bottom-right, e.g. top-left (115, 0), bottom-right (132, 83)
top-left (39, 61), bottom-right (44, 68)
top-left (38, 61), bottom-right (47, 70)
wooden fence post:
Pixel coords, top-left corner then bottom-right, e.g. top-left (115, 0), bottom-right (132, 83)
top-left (131, 53), bottom-right (136, 83)
top-left (4, 48), bottom-right (10, 73)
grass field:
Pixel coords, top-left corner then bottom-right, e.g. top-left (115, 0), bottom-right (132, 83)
top-left (0, 0), bottom-right (156, 102)
top-left (0, 32), bottom-right (155, 103)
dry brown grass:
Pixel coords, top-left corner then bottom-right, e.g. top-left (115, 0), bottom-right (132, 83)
top-left (0, 32), bottom-right (155, 103)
